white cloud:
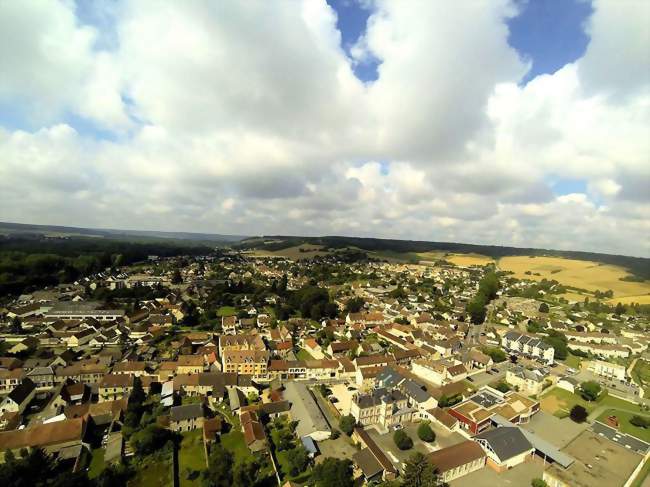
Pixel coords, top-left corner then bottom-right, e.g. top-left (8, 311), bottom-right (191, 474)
top-left (0, 0), bottom-right (648, 256)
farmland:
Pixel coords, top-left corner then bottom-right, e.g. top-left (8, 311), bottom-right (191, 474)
top-left (445, 253), bottom-right (494, 267)
top-left (247, 243), bottom-right (333, 259)
top-left (498, 256), bottom-right (650, 299)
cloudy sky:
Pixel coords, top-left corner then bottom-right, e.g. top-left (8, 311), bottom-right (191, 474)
top-left (0, 0), bottom-right (648, 257)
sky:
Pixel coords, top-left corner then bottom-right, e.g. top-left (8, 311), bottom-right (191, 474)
top-left (0, 1), bottom-right (648, 257)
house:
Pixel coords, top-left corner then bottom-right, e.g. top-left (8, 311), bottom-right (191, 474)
top-left (240, 409), bottom-right (266, 452)
top-left (474, 427), bottom-right (534, 472)
top-left (302, 339), bottom-right (325, 359)
top-left (326, 340), bottom-right (359, 357)
top-left (427, 440), bottom-right (486, 482)
top-left (221, 316), bottom-right (237, 334)
top-left (7, 337), bottom-right (39, 355)
top-left (203, 416), bottom-right (223, 445)
top-left (0, 417), bottom-right (87, 460)
top-left (556, 377), bottom-right (579, 394)
top-left (0, 369), bottom-right (25, 394)
top-left (501, 331), bottom-right (555, 364)
top-left (99, 374), bottom-right (134, 402)
top-left (218, 333), bottom-right (266, 356)
top-left (283, 382), bottom-right (331, 441)
top-left (505, 366), bottom-right (549, 396)
top-left (25, 366), bottom-right (55, 389)
top-left (112, 361), bottom-right (148, 377)
top-left (0, 379), bottom-right (36, 414)
top-left (49, 381), bottom-right (90, 412)
top-left (583, 359), bottom-right (627, 380)
top-left (222, 350), bottom-right (268, 378)
top-left (411, 358), bottom-right (468, 386)
top-left (170, 403), bottom-right (205, 432)
top-left (177, 355), bottom-right (205, 375)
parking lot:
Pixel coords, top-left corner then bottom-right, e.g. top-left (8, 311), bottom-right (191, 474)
top-left (329, 383), bottom-right (355, 416)
top-left (366, 421), bottom-right (467, 470)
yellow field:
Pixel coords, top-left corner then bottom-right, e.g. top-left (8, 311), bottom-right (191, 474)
top-left (249, 244), bottom-right (333, 259)
top-left (499, 256), bottom-right (650, 299)
top-left (445, 253), bottom-right (494, 267)
top-left (607, 294), bottom-right (650, 305)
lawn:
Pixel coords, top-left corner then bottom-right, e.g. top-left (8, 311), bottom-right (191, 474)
top-left (216, 306), bottom-right (237, 317)
top-left (128, 453), bottom-right (173, 487)
top-left (541, 387), bottom-right (600, 417)
top-left (88, 448), bottom-right (105, 479)
top-left (220, 430), bottom-right (254, 464)
top-left (563, 352), bottom-right (582, 370)
top-left (631, 359), bottom-right (650, 397)
top-left (596, 409), bottom-right (650, 443)
top-left (295, 348), bottom-right (315, 361)
top-left (179, 430), bottom-right (206, 486)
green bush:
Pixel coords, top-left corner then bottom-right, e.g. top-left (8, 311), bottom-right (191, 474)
top-left (393, 429), bottom-right (413, 450)
top-left (417, 422), bottom-right (435, 443)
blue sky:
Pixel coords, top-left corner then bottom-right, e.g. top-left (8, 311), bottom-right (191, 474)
top-left (328, 0), bottom-right (594, 84)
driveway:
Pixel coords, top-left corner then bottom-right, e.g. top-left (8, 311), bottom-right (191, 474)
top-left (329, 383), bottom-right (354, 416)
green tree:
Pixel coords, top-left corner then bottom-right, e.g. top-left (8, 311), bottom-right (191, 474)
top-left (630, 415), bottom-right (650, 428)
top-left (311, 457), bottom-right (354, 487)
top-left (286, 446), bottom-right (310, 476)
top-left (345, 297), bottom-right (365, 313)
top-left (538, 302), bottom-right (549, 313)
top-left (233, 458), bottom-right (260, 487)
top-left (402, 452), bottom-right (442, 487)
top-left (417, 422), bottom-right (436, 443)
top-left (570, 405), bottom-right (588, 423)
top-left (339, 414), bottom-right (356, 436)
top-left (531, 479), bottom-right (548, 487)
top-left (130, 425), bottom-right (173, 456)
top-left (393, 429), bottom-right (413, 450)
top-left (615, 302), bottom-right (626, 315)
top-left (542, 330), bottom-right (568, 360)
top-left (203, 444), bottom-right (234, 487)
top-left (580, 381), bottom-right (602, 401)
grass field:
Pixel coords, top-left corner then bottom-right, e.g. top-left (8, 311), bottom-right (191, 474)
top-left (179, 430), bottom-right (206, 486)
top-left (220, 430), bottom-right (254, 464)
top-left (631, 359), bottom-right (650, 398)
top-left (498, 256), bottom-right (650, 299)
top-left (295, 348), bottom-right (315, 361)
top-left (216, 306), bottom-right (237, 317)
top-left (541, 387), bottom-right (601, 417)
top-left (596, 409), bottom-right (650, 443)
top-left (445, 253), bottom-right (494, 267)
top-left (562, 352), bottom-right (583, 370)
top-left (128, 453), bottom-right (172, 487)
top-left (88, 448), bottom-right (105, 479)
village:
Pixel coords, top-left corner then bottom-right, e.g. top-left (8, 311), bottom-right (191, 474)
top-left (0, 248), bottom-right (648, 487)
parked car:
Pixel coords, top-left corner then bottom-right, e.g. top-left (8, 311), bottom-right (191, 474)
top-left (392, 424), bottom-right (403, 431)
top-left (467, 376), bottom-right (474, 382)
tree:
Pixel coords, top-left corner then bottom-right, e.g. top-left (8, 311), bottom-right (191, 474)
top-left (542, 330), bottom-right (568, 360)
top-left (130, 425), bottom-right (173, 456)
top-left (630, 415), bottom-right (650, 428)
top-left (538, 302), bottom-right (549, 313)
top-left (531, 479), bottom-right (548, 487)
top-left (495, 381), bottom-right (511, 393)
top-left (417, 422), bottom-right (436, 443)
top-left (481, 346), bottom-right (506, 363)
top-left (286, 446), bottom-right (310, 476)
top-left (402, 452), bottom-right (442, 487)
top-left (311, 457), bottom-right (354, 487)
top-left (232, 458), bottom-right (260, 487)
top-left (393, 429), bottom-right (413, 450)
top-left (345, 297), bottom-right (365, 313)
top-left (203, 444), bottom-right (234, 487)
top-left (615, 302), bottom-right (626, 315)
top-left (171, 269), bottom-right (183, 284)
top-left (570, 405), bottom-right (588, 423)
top-left (580, 381), bottom-right (602, 401)
top-left (339, 414), bottom-right (356, 436)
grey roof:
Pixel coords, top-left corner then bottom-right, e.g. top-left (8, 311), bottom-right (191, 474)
top-left (592, 421), bottom-right (650, 455)
top-left (352, 448), bottom-right (384, 479)
top-left (8, 379), bottom-right (36, 405)
top-left (376, 366), bottom-right (406, 389)
top-left (170, 403), bottom-right (204, 422)
top-left (475, 426), bottom-right (533, 461)
top-left (403, 379), bottom-right (432, 403)
top-left (283, 382), bottom-right (330, 439)
top-left (492, 415), bottom-right (574, 468)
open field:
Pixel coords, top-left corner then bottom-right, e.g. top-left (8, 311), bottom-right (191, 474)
top-left (445, 253), bottom-right (494, 267)
top-left (248, 244), bottom-right (333, 259)
top-left (541, 387), bottom-right (601, 417)
top-left (179, 430), bottom-right (206, 486)
top-left (609, 294), bottom-right (650, 305)
top-left (498, 256), bottom-right (650, 299)
top-left (596, 409), bottom-right (650, 443)
top-left (128, 453), bottom-right (172, 487)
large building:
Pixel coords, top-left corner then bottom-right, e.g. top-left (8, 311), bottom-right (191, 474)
top-left (502, 331), bottom-right (555, 364)
top-left (475, 427), bottom-right (534, 472)
top-left (221, 350), bottom-right (269, 378)
top-left (427, 440), bottom-right (486, 482)
top-left (449, 387), bottom-right (539, 435)
top-left (583, 359), bottom-right (627, 381)
top-left (350, 388), bottom-right (414, 428)
top-left (283, 382), bottom-right (331, 442)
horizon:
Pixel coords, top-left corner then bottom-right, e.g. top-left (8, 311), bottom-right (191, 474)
top-left (1, 1), bottom-right (649, 258)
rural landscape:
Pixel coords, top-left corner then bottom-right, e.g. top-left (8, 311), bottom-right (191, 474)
top-left (1, 1), bottom-right (648, 487)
